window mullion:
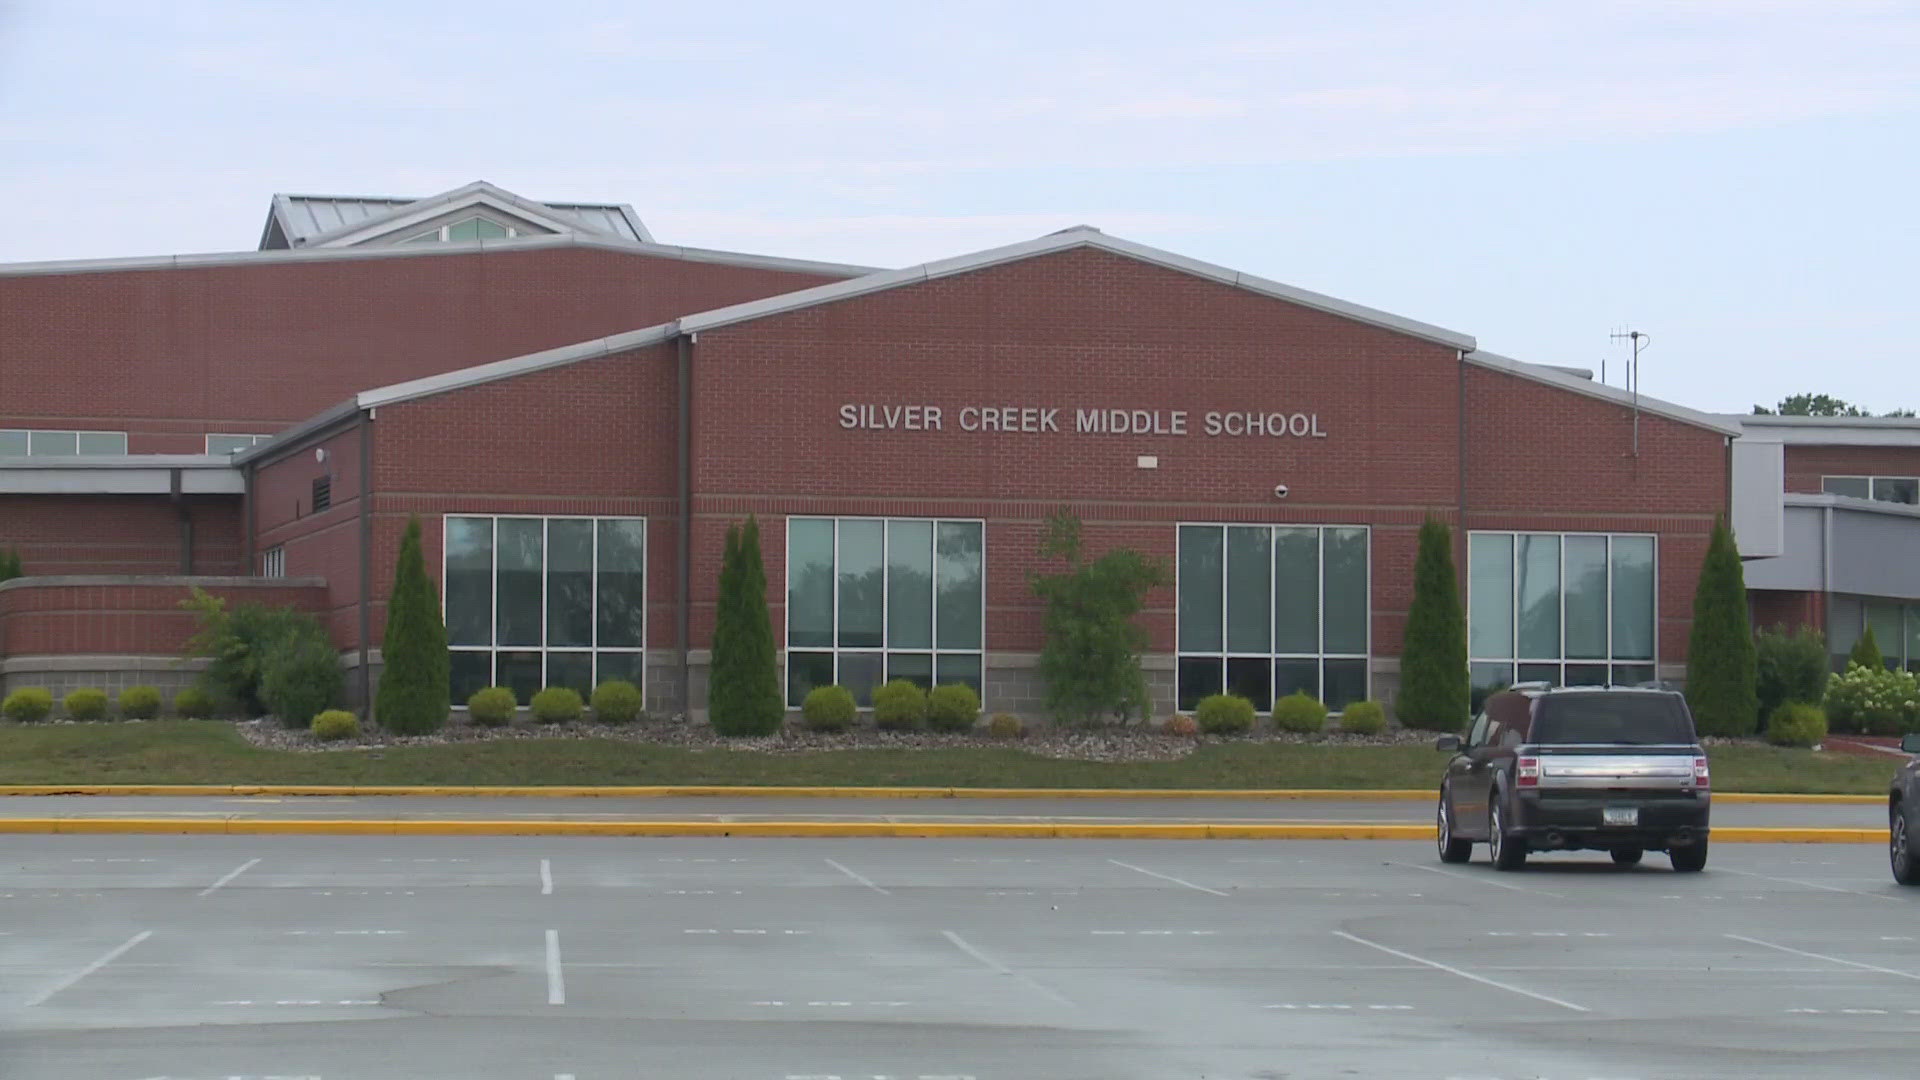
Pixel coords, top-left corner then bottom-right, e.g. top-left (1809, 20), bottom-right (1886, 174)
top-left (831, 520), bottom-right (840, 691)
top-left (881, 518), bottom-right (891, 680)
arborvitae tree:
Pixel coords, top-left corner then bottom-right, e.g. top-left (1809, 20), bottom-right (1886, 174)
top-left (1398, 517), bottom-right (1469, 731)
top-left (709, 516), bottom-right (784, 736)
top-left (1850, 624), bottom-right (1886, 671)
top-left (0, 547), bottom-right (22, 582)
top-left (375, 516), bottom-right (450, 734)
top-left (1685, 516), bottom-right (1759, 737)
top-left (1030, 508), bottom-right (1170, 725)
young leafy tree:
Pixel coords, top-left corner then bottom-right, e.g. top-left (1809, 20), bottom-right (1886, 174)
top-left (1030, 508), bottom-right (1170, 725)
top-left (1399, 517), bottom-right (1469, 731)
top-left (375, 516), bottom-right (450, 734)
top-left (0, 547), bottom-right (22, 582)
top-left (1850, 623), bottom-right (1885, 672)
top-left (709, 516), bottom-right (784, 736)
top-left (1685, 516), bottom-right (1758, 737)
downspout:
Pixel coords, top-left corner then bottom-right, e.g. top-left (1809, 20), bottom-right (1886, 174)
top-left (358, 409), bottom-right (374, 720)
top-left (243, 459), bottom-right (256, 575)
top-left (1822, 501), bottom-right (1834, 647)
top-left (677, 331), bottom-right (693, 721)
top-left (170, 468), bottom-right (194, 574)
top-left (1455, 350), bottom-right (1469, 567)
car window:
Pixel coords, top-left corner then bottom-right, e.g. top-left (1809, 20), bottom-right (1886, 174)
top-left (1532, 694), bottom-right (1695, 745)
top-left (1466, 712), bottom-right (1489, 748)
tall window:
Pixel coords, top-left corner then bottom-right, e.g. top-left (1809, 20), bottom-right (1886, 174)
top-left (260, 547), bottom-right (285, 579)
top-left (1177, 524), bottom-right (1370, 713)
top-left (785, 517), bottom-right (984, 707)
top-left (443, 516), bottom-right (647, 705)
top-left (0, 429), bottom-right (127, 456)
top-left (1468, 532), bottom-right (1656, 698)
top-left (1822, 475), bottom-right (1920, 505)
top-left (1828, 596), bottom-right (1920, 673)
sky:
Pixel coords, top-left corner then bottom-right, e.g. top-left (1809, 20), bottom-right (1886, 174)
top-left (0, 0), bottom-right (1915, 414)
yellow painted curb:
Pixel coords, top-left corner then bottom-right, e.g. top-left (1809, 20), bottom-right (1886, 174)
top-left (0, 819), bottom-right (1885, 842)
top-left (0, 784), bottom-right (1886, 803)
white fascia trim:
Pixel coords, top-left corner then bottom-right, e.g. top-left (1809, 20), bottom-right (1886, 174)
top-left (1722, 415), bottom-right (1920, 446)
top-left (355, 321), bottom-right (680, 410)
top-left (679, 228), bottom-right (1479, 351)
top-left (1784, 491), bottom-right (1920, 520)
top-left (310, 187), bottom-right (585, 247)
top-left (1465, 350), bottom-right (1743, 437)
top-left (0, 232), bottom-right (878, 281)
top-left (0, 461), bottom-right (244, 495)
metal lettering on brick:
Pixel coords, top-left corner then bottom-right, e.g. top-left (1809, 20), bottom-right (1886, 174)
top-left (837, 404), bottom-right (1327, 438)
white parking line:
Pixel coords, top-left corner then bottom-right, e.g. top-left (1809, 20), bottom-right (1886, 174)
top-left (1332, 930), bottom-right (1589, 1013)
top-left (27, 929), bottom-right (152, 1006)
top-left (1393, 862), bottom-right (1564, 898)
top-left (1717, 868), bottom-right (1899, 902)
top-left (825, 858), bottom-right (890, 895)
top-left (546, 929), bottom-right (566, 1005)
top-left (1106, 859), bottom-right (1229, 897)
top-left (1725, 934), bottom-right (1920, 981)
top-left (940, 930), bottom-right (1072, 1005)
top-left (198, 858), bottom-right (260, 897)
top-left (541, 858), bottom-right (554, 895)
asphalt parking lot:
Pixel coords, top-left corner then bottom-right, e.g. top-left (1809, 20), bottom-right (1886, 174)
top-left (2, 835), bottom-right (1915, 1080)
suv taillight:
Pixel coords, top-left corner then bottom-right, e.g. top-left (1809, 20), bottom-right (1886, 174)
top-left (1694, 756), bottom-right (1710, 788)
top-left (1517, 757), bottom-right (1541, 787)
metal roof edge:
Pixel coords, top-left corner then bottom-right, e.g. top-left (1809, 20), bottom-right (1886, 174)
top-left (1719, 414), bottom-right (1920, 446)
top-left (0, 454), bottom-right (238, 469)
top-left (231, 400), bottom-right (364, 468)
top-left (621, 237), bottom-right (879, 278)
top-left (615, 203), bottom-right (654, 243)
top-left (1464, 350), bottom-right (1744, 437)
top-left (299, 182), bottom-right (595, 247)
top-left (355, 321), bottom-right (681, 411)
top-left (1784, 491), bottom-right (1920, 520)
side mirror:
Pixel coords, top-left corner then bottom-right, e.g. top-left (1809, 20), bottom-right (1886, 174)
top-left (1902, 733), bottom-right (1920, 755)
top-left (1435, 734), bottom-right (1462, 753)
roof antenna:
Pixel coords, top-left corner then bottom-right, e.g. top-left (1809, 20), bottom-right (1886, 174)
top-left (1609, 328), bottom-right (1650, 457)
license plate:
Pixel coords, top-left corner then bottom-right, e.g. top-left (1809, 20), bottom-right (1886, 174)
top-left (1603, 806), bottom-right (1640, 827)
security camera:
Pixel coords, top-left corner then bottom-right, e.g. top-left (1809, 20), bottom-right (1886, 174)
top-left (1273, 484), bottom-right (1290, 499)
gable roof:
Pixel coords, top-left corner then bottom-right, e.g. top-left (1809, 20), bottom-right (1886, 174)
top-left (678, 226), bottom-right (1479, 351)
top-left (260, 181), bottom-right (653, 249)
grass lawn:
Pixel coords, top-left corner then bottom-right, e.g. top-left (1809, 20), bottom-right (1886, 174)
top-left (0, 721), bottom-right (1900, 794)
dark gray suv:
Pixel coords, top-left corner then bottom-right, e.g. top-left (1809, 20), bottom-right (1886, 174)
top-left (1890, 733), bottom-right (1920, 885)
top-left (1436, 685), bottom-right (1711, 872)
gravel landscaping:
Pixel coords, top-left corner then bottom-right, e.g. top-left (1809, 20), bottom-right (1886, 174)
top-left (230, 713), bottom-right (1441, 763)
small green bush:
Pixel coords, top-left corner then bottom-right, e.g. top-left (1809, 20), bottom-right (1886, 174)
top-left (872, 679), bottom-right (928, 731)
top-left (63, 688), bottom-right (110, 721)
top-left (591, 680), bottom-right (644, 724)
top-left (1165, 713), bottom-right (1199, 737)
top-left (1754, 626), bottom-right (1829, 733)
top-left (531, 687), bottom-right (584, 724)
top-left (173, 686), bottom-right (216, 719)
top-left (1195, 693), bottom-right (1256, 736)
top-left (118, 685), bottom-right (163, 720)
top-left (927, 683), bottom-right (982, 732)
top-left (1340, 700), bottom-right (1387, 736)
top-left (3, 687), bottom-right (55, 722)
top-left (1272, 691), bottom-right (1330, 734)
top-left (260, 637), bottom-right (343, 728)
top-left (1824, 661), bottom-right (1920, 735)
top-left (1851, 624), bottom-right (1886, 672)
top-left (987, 712), bottom-right (1025, 739)
top-left (803, 685), bottom-right (856, 732)
top-left (1766, 701), bottom-right (1828, 748)
top-left (466, 686), bottom-right (517, 727)
top-left (311, 709), bottom-right (359, 741)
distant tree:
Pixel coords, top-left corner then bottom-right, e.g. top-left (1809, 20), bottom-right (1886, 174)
top-left (1850, 623), bottom-right (1886, 672)
top-left (1685, 517), bottom-right (1758, 737)
top-left (709, 516), bottom-right (783, 736)
top-left (1030, 508), bottom-right (1169, 725)
top-left (1399, 518), bottom-right (1470, 731)
top-left (1752, 393), bottom-right (1866, 417)
top-left (375, 516), bottom-right (450, 734)
top-left (0, 547), bottom-right (22, 583)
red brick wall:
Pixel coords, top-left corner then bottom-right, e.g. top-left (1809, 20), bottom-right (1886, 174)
top-left (1751, 589), bottom-right (1823, 633)
top-left (0, 578), bottom-right (326, 658)
top-left (1783, 445), bottom-right (1920, 494)
top-left (254, 423), bottom-right (368, 645)
top-left (1463, 364), bottom-right (1730, 665)
top-left (688, 246), bottom-right (1468, 654)
top-left (0, 245), bottom-right (842, 447)
top-left (0, 495), bottom-right (243, 577)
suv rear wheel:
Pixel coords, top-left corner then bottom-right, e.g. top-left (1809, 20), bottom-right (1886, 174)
top-left (1437, 789), bottom-right (1473, 864)
top-left (1892, 801), bottom-right (1919, 886)
top-left (1489, 797), bottom-right (1528, 871)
